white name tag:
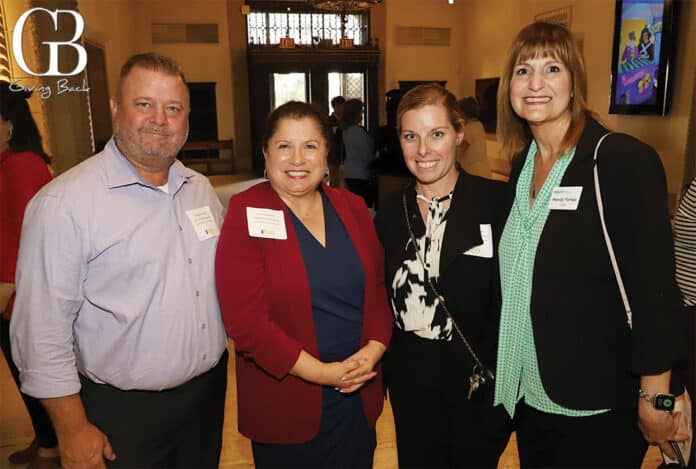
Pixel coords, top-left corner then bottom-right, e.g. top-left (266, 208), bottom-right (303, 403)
top-left (549, 186), bottom-right (583, 210)
top-left (463, 224), bottom-right (493, 258)
top-left (185, 206), bottom-right (220, 241)
top-left (246, 207), bottom-right (287, 240)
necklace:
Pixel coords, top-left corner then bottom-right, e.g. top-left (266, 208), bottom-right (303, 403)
top-left (531, 153), bottom-right (540, 200)
top-left (530, 151), bottom-right (549, 200)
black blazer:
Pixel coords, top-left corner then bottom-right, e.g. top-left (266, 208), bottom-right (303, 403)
top-left (502, 117), bottom-right (686, 410)
top-left (375, 172), bottom-right (506, 368)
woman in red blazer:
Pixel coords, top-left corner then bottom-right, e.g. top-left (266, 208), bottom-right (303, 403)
top-left (0, 81), bottom-right (58, 467)
top-left (215, 101), bottom-right (392, 468)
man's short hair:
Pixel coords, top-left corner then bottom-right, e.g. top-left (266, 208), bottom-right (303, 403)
top-left (116, 53), bottom-right (187, 99)
top-left (331, 96), bottom-right (346, 109)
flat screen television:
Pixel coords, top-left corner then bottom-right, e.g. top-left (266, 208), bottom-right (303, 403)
top-left (608, 0), bottom-right (678, 115)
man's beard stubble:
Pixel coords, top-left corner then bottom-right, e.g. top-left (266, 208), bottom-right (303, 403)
top-left (113, 124), bottom-right (188, 172)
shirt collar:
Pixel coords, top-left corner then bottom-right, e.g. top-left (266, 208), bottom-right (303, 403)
top-left (102, 137), bottom-right (195, 191)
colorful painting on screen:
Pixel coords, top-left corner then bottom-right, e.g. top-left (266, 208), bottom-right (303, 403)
top-left (614, 0), bottom-right (663, 106)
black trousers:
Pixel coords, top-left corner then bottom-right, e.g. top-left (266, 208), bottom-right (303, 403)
top-left (514, 401), bottom-right (647, 468)
top-left (0, 317), bottom-right (58, 448)
top-left (385, 329), bottom-right (512, 468)
top-left (79, 350), bottom-right (228, 468)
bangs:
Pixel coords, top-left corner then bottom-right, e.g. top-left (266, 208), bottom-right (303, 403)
top-left (511, 22), bottom-right (575, 67)
top-left (514, 40), bottom-right (571, 66)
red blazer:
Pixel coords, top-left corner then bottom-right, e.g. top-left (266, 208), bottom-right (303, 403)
top-left (0, 151), bottom-right (52, 319)
top-left (215, 181), bottom-right (393, 443)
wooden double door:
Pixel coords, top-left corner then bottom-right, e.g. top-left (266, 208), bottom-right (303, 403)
top-left (247, 48), bottom-right (380, 173)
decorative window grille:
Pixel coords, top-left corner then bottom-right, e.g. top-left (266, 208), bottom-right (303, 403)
top-left (247, 10), bottom-right (368, 46)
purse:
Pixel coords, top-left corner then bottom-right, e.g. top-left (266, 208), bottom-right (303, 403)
top-left (401, 190), bottom-right (495, 400)
top-left (593, 133), bottom-right (693, 467)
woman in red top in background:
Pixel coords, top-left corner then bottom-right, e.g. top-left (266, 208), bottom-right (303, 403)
top-left (0, 80), bottom-right (57, 468)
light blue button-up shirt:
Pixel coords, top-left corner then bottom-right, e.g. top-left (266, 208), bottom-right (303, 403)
top-left (11, 139), bottom-right (227, 398)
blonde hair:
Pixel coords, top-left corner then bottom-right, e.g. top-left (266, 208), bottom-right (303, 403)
top-left (396, 83), bottom-right (464, 134)
top-left (497, 22), bottom-right (598, 162)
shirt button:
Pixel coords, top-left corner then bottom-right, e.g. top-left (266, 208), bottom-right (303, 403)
top-left (195, 290), bottom-right (200, 297)
top-left (188, 258), bottom-right (192, 264)
top-left (201, 323), bottom-right (206, 330)
top-left (179, 224), bottom-right (183, 231)
top-left (202, 354), bottom-right (207, 360)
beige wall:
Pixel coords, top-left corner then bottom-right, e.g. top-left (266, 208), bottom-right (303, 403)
top-left (131, 0), bottom-right (235, 144)
top-left (79, 0), bottom-right (137, 101)
top-left (79, 0), bottom-right (237, 143)
top-left (384, 0), bottom-right (467, 98)
top-left (453, 0), bottom-right (695, 195)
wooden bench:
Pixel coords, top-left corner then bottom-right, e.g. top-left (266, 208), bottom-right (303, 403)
top-left (179, 139), bottom-right (235, 175)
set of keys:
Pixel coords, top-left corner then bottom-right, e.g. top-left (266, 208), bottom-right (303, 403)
top-left (467, 366), bottom-right (493, 400)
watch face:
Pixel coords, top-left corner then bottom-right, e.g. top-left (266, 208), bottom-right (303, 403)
top-left (654, 394), bottom-right (676, 412)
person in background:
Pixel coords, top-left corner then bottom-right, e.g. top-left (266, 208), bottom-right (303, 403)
top-left (327, 96), bottom-right (345, 187)
top-left (216, 101), bottom-right (392, 468)
top-left (0, 81), bottom-right (58, 468)
top-left (10, 53), bottom-right (228, 468)
top-left (675, 177), bottom-right (696, 467)
top-left (375, 83), bottom-right (510, 468)
top-left (494, 22), bottom-right (686, 467)
top-left (456, 96), bottom-right (491, 179)
top-left (342, 99), bottom-right (376, 207)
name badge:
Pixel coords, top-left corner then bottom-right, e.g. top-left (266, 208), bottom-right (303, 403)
top-left (463, 224), bottom-right (493, 258)
top-left (549, 186), bottom-right (583, 210)
top-left (185, 206), bottom-right (220, 241)
top-left (246, 207), bottom-right (287, 240)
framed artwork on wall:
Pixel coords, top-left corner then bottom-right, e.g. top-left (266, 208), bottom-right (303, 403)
top-left (608, 0), bottom-right (678, 115)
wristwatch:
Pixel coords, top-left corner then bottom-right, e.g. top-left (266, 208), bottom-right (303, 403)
top-left (638, 388), bottom-right (676, 412)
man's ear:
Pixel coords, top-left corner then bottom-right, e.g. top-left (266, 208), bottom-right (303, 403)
top-left (109, 96), bottom-right (119, 118)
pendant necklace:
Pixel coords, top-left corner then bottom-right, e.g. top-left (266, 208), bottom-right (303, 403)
top-left (531, 153), bottom-right (539, 200)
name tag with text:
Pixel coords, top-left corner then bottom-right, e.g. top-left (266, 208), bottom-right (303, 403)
top-left (463, 224), bottom-right (493, 258)
top-left (186, 206), bottom-right (220, 241)
top-left (549, 186), bottom-right (583, 210)
top-left (247, 207), bottom-right (287, 240)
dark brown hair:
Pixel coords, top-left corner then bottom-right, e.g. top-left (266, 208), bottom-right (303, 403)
top-left (262, 101), bottom-right (331, 150)
top-left (341, 99), bottom-right (364, 128)
top-left (0, 81), bottom-right (50, 163)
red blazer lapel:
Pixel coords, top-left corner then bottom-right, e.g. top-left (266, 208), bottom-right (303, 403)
top-left (257, 182), bottom-right (319, 356)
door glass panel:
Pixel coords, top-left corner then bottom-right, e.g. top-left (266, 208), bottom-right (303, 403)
top-left (272, 73), bottom-right (307, 109)
top-left (328, 72), bottom-right (365, 122)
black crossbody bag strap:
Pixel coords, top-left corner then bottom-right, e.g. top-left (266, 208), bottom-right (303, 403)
top-left (401, 190), bottom-right (495, 384)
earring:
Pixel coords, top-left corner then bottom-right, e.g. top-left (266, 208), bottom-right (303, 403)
top-left (325, 167), bottom-right (330, 180)
top-left (263, 167), bottom-right (268, 179)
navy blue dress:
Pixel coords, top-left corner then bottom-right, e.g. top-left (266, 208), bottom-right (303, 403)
top-left (252, 191), bottom-right (376, 468)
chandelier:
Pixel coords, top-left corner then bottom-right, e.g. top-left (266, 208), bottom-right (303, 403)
top-left (307, 0), bottom-right (382, 12)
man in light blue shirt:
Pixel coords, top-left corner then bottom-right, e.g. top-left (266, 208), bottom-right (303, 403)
top-left (11, 53), bottom-right (228, 468)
